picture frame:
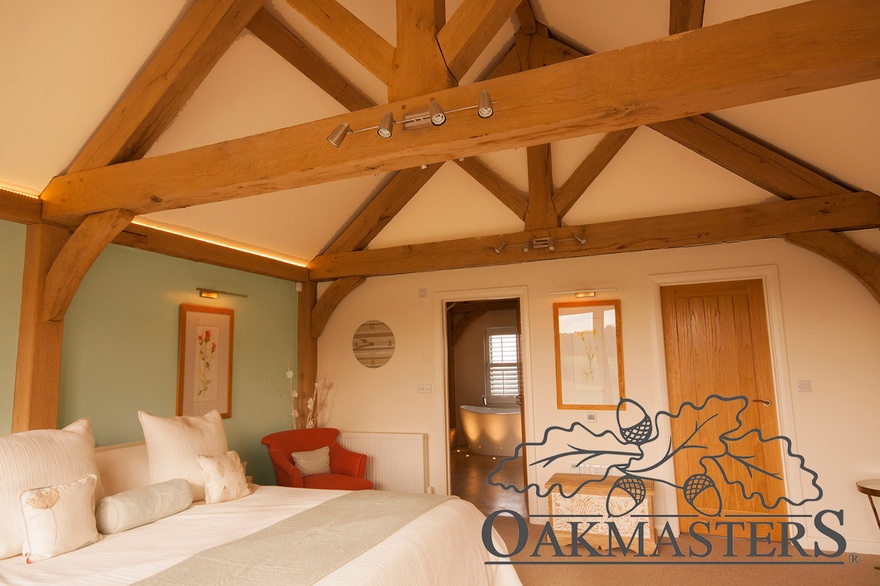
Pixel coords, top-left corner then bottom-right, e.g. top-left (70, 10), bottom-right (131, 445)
top-left (177, 304), bottom-right (234, 418)
top-left (554, 300), bottom-right (625, 410)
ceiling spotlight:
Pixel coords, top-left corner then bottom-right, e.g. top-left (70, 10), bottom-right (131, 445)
top-left (429, 99), bottom-right (446, 126)
top-left (494, 243), bottom-right (506, 254)
top-left (377, 112), bottom-right (394, 138)
top-left (548, 237), bottom-right (556, 252)
top-left (574, 234), bottom-right (587, 245)
top-left (522, 241), bottom-right (531, 253)
top-left (478, 90), bottom-right (493, 118)
top-left (327, 122), bottom-right (350, 147)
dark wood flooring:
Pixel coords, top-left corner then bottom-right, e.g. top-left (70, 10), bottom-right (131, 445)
top-left (450, 447), bottom-right (527, 517)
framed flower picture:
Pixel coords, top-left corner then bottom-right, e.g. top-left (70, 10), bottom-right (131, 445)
top-left (554, 300), bottom-right (625, 410)
top-left (177, 304), bottom-right (234, 418)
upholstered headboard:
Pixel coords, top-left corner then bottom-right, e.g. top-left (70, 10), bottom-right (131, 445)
top-left (95, 441), bottom-right (150, 496)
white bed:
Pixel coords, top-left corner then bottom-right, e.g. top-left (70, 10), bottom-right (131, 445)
top-left (0, 437), bottom-right (521, 586)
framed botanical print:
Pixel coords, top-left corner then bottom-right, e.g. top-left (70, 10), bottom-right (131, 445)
top-left (177, 304), bottom-right (234, 418)
top-left (554, 300), bottom-right (625, 410)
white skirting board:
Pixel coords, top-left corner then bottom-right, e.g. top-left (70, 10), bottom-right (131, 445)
top-left (337, 432), bottom-right (428, 494)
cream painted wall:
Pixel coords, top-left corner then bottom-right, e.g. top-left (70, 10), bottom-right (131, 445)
top-left (318, 238), bottom-right (880, 554)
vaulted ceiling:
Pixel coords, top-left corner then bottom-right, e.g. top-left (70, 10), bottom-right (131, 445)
top-left (1, 0), bottom-right (878, 295)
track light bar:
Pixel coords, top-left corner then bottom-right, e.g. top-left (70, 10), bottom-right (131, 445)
top-left (327, 92), bottom-right (496, 147)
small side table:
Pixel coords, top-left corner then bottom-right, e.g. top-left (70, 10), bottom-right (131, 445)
top-left (856, 479), bottom-right (880, 570)
top-left (545, 473), bottom-right (655, 550)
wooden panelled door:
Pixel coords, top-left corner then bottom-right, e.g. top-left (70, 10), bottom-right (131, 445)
top-left (660, 279), bottom-right (786, 539)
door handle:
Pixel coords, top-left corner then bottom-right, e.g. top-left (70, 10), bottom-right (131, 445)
top-left (752, 398), bottom-right (772, 407)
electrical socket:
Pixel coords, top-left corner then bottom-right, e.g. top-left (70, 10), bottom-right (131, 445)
top-left (570, 464), bottom-right (578, 473)
top-left (591, 464), bottom-right (606, 475)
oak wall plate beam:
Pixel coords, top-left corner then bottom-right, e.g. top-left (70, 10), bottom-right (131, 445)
top-left (286, 0), bottom-right (395, 85)
top-left (0, 189), bottom-right (42, 224)
top-left (40, 0), bottom-right (880, 221)
top-left (113, 224), bottom-right (308, 282)
top-left (42, 210), bottom-right (135, 323)
top-left (67, 0), bottom-right (263, 173)
top-left (247, 7), bottom-right (375, 112)
top-left (308, 191), bottom-right (880, 279)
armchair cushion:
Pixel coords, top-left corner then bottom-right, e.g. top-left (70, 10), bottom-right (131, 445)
top-left (290, 446), bottom-right (330, 476)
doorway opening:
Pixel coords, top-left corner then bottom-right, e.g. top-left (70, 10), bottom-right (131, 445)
top-left (445, 298), bottom-right (527, 517)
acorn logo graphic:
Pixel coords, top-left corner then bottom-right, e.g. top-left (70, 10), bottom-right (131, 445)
top-left (682, 473), bottom-right (722, 517)
top-left (488, 394), bottom-right (824, 518)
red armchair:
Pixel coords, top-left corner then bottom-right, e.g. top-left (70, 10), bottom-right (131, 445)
top-left (261, 428), bottom-right (373, 491)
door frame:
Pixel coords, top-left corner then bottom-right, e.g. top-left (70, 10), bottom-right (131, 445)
top-left (650, 265), bottom-right (803, 531)
top-left (433, 285), bottom-right (537, 516)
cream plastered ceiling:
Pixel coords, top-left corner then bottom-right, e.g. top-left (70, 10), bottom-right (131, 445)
top-left (2, 0), bottom-right (878, 267)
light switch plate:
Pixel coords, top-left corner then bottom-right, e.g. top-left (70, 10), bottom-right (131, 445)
top-left (797, 379), bottom-right (813, 392)
top-left (417, 384), bottom-right (432, 394)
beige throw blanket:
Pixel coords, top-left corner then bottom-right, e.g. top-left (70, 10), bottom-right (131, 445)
top-left (136, 490), bottom-right (452, 585)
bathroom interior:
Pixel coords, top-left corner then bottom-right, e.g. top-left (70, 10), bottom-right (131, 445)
top-left (446, 299), bottom-right (527, 516)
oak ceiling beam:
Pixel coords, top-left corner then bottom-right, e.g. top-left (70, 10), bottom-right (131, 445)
top-left (41, 0), bottom-right (880, 221)
top-left (0, 189), bottom-right (42, 224)
top-left (784, 231), bottom-right (880, 304)
top-left (650, 115), bottom-right (848, 199)
top-left (285, 0), bottom-right (395, 85)
top-left (308, 191), bottom-right (880, 279)
top-left (552, 128), bottom-right (637, 219)
top-left (437, 0), bottom-right (522, 81)
top-left (247, 7), bottom-right (375, 111)
top-left (669, 0), bottom-right (706, 35)
top-left (390, 0), bottom-right (455, 101)
top-left (68, 0), bottom-right (263, 173)
top-left (455, 157), bottom-right (528, 220)
top-left (42, 210), bottom-right (135, 323)
top-left (114, 224), bottom-right (309, 282)
top-left (324, 163), bottom-right (443, 255)
top-left (525, 144), bottom-right (557, 230)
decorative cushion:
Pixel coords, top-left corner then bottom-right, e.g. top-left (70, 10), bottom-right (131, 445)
top-left (95, 478), bottom-right (192, 534)
top-left (0, 418), bottom-right (103, 560)
top-left (138, 410), bottom-right (229, 502)
top-left (197, 451), bottom-right (252, 504)
top-left (291, 446), bottom-right (331, 476)
top-left (19, 474), bottom-right (101, 563)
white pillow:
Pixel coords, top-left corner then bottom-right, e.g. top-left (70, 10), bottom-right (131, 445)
top-left (138, 410), bottom-right (228, 501)
top-left (291, 446), bottom-right (331, 476)
top-left (197, 451), bottom-right (252, 504)
top-left (19, 474), bottom-right (101, 563)
top-left (96, 478), bottom-right (192, 534)
top-left (0, 419), bottom-right (103, 560)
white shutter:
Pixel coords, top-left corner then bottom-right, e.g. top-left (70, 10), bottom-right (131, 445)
top-left (486, 327), bottom-right (520, 397)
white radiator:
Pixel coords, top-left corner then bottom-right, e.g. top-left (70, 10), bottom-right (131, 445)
top-left (337, 432), bottom-right (428, 494)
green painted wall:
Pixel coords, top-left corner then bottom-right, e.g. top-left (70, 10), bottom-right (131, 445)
top-left (0, 220), bottom-right (298, 485)
top-left (0, 221), bottom-right (26, 436)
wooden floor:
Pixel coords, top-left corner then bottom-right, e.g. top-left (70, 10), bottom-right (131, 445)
top-left (450, 447), bottom-right (527, 517)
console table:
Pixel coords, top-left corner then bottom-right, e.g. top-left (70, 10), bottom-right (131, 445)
top-left (544, 473), bottom-right (655, 550)
top-left (856, 479), bottom-right (880, 570)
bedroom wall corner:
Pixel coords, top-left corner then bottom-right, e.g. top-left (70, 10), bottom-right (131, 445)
top-left (0, 220), bottom-right (26, 435)
top-left (57, 243), bottom-right (298, 485)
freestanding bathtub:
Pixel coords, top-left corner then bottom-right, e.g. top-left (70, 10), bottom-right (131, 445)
top-left (459, 405), bottom-right (523, 457)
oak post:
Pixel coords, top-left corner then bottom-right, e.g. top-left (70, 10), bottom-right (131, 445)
top-left (12, 223), bottom-right (70, 431)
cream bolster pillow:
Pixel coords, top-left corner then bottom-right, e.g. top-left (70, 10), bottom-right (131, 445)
top-left (95, 478), bottom-right (192, 535)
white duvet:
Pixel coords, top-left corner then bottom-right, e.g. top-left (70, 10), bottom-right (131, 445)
top-left (0, 486), bottom-right (521, 585)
